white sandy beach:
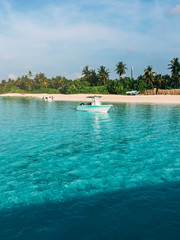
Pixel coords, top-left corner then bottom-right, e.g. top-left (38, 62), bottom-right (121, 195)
top-left (0, 93), bottom-right (180, 104)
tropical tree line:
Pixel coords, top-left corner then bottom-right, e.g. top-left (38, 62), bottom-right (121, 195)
top-left (0, 58), bottom-right (180, 95)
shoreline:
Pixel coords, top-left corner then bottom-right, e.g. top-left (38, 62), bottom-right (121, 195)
top-left (0, 93), bottom-right (180, 104)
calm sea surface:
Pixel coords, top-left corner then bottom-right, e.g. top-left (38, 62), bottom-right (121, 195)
top-left (0, 97), bottom-right (180, 240)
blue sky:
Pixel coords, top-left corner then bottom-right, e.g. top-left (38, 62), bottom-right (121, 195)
top-left (0, 0), bottom-right (180, 80)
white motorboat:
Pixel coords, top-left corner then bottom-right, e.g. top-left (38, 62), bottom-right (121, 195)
top-left (77, 96), bottom-right (112, 113)
top-left (126, 90), bottom-right (140, 95)
top-left (42, 96), bottom-right (54, 101)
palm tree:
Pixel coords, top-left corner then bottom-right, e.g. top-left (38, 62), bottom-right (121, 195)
top-left (28, 71), bottom-right (33, 79)
top-left (143, 65), bottom-right (156, 85)
top-left (97, 66), bottom-right (110, 85)
top-left (115, 61), bottom-right (127, 79)
top-left (34, 73), bottom-right (47, 89)
top-left (82, 66), bottom-right (90, 78)
top-left (89, 69), bottom-right (98, 86)
top-left (168, 58), bottom-right (180, 88)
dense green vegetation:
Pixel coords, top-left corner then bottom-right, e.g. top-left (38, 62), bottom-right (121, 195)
top-left (0, 58), bottom-right (180, 94)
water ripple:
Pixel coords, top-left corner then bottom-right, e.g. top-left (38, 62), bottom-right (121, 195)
top-left (0, 98), bottom-right (180, 210)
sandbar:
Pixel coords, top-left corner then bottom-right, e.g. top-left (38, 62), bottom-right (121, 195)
top-left (0, 93), bottom-right (180, 104)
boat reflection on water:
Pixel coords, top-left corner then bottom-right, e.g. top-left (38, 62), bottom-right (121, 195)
top-left (90, 113), bottom-right (111, 136)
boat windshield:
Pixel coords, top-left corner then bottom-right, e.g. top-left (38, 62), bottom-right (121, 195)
top-left (86, 96), bottom-right (102, 106)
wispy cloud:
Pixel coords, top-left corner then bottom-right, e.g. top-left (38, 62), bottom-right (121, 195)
top-left (65, 72), bottom-right (82, 80)
top-left (169, 5), bottom-right (180, 15)
top-left (2, 55), bottom-right (14, 60)
top-left (8, 73), bottom-right (17, 80)
top-left (0, 0), bottom-right (180, 79)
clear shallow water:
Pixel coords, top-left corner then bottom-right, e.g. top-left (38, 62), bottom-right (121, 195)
top-left (0, 97), bottom-right (180, 239)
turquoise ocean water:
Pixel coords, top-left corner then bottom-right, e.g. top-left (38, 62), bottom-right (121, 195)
top-left (0, 97), bottom-right (180, 239)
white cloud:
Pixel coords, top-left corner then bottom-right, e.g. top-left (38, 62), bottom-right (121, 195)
top-left (24, 65), bottom-right (32, 69)
top-left (169, 5), bottom-right (180, 15)
top-left (0, 1), bottom-right (166, 50)
top-left (8, 73), bottom-right (17, 80)
top-left (65, 72), bottom-right (82, 80)
top-left (0, 0), bottom-right (180, 80)
top-left (2, 55), bottom-right (14, 60)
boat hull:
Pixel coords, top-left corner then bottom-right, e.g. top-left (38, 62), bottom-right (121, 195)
top-left (77, 105), bottom-right (112, 113)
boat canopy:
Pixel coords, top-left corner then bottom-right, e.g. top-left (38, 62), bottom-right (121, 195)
top-left (86, 95), bottom-right (102, 98)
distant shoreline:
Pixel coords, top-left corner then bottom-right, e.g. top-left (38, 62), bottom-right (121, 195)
top-left (0, 93), bottom-right (180, 104)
